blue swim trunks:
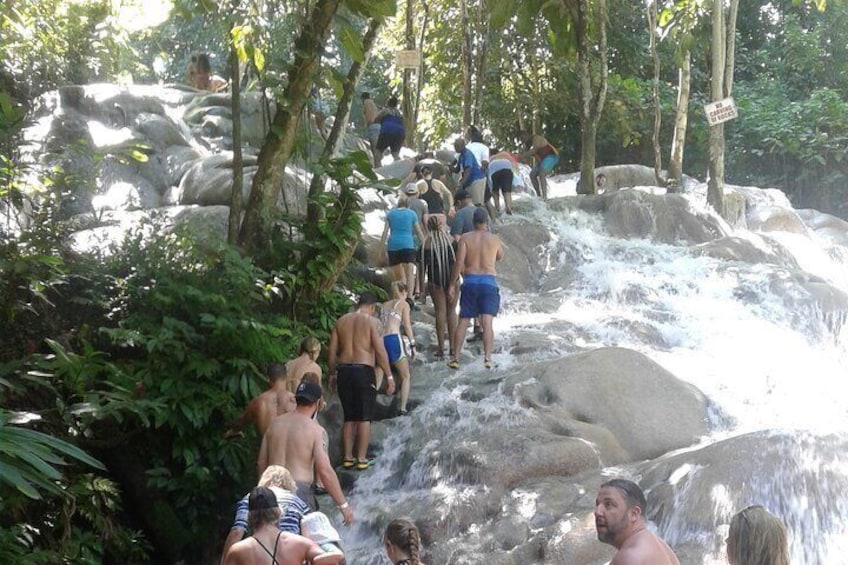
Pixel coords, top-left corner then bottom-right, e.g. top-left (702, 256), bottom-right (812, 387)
top-left (459, 274), bottom-right (500, 318)
top-left (532, 154), bottom-right (559, 175)
top-left (384, 334), bottom-right (405, 364)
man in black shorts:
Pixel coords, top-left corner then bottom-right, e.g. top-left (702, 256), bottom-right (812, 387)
top-left (328, 293), bottom-right (395, 471)
top-left (374, 96), bottom-right (406, 162)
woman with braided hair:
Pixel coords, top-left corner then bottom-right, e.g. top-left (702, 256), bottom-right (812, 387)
top-left (383, 517), bottom-right (423, 565)
top-left (421, 216), bottom-right (456, 360)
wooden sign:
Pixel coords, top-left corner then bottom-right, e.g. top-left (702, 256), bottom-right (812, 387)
top-left (704, 97), bottom-right (738, 126)
top-left (396, 50), bottom-right (421, 69)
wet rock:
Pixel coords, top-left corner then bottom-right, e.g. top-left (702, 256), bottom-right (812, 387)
top-left (747, 204), bottom-right (810, 235)
top-left (497, 223), bottom-right (551, 292)
top-left (692, 234), bottom-right (800, 269)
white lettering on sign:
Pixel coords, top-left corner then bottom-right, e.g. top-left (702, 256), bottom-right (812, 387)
top-left (704, 97), bottom-right (738, 126)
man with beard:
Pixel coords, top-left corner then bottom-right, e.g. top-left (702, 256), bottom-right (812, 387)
top-left (594, 479), bottom-right (680, 565)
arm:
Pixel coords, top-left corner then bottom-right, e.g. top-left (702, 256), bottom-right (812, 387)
top-left (222, 543), bottom-right (245, 565)
top-left (401, 301), bottom-right (415, 359)
top-left (372, 319), bottom-right (395, 395)
top-left (496, 237), bottom-right (505, 262)
top-left (414, 220), bottom-right (426, 245)
top-left (220, 496), bottom-right (249, 564)
top-left (224, 400), bottom-right (257, 438)
top-left (312, 427), bottom-right (354, 524)
top-left (221, 528), bottom-right (245, 565)
top-left (327, 327), bottom-right (338, 391)
top-left (447, 237), bottom-right (467, 301)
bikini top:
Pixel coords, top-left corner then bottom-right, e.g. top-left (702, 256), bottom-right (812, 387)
top-left (381, 300), bottom-right (403, 325)
top-left (255, 530), bottom-right (282, 565)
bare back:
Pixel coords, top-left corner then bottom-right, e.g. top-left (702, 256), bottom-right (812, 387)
top-left (284, 354), bottom-right (322, 393)
top-left (259, 412), bottom-right (322, 483)
top-left (224, 527), bottom-right (324, 565)
top-left (363, 99), bottom-right (378, 125)
top-left (333, 312), bottom-right (382, 366)
top-left (253, 387), bottom-right (295, 436)
top-left (612, 530), bottom-right (680, 565)
top-left (457, 229), bottom-right (504, 276)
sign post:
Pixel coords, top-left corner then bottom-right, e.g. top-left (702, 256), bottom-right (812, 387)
top-left (396, 50), bottom-right (421, 70)
top-left (704, 97), bottom-right (738, 126)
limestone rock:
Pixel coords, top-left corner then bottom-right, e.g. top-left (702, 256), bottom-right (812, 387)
top-left (497, 223), bottom-right (551, 292)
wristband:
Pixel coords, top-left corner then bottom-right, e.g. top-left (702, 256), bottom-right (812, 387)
top-left (387, 375), bottom-right (395, 381)
top-left (338, 501), bottom-right (349, 510)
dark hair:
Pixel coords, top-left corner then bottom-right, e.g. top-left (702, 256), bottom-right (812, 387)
top-left (427, 216), bottom-right (441, 232)
top-left (247, 486), bottom-right (281, 530)
top-left (385, 517), bottom-right (422, 565)
top-left (387, 96), bottom-right (399, 108)
top-left (601, 479), bottom-right (647, 513)
top-left (191, 53), bottom-right (212, 73)
top-left (361, 92), bottom-right (371, 99)
top-left (357, 292), bottom-right (379, 307)
top-left (467, 125), bottom-right (484, 143)
top-left (266, 363), bottom-right (286, 382)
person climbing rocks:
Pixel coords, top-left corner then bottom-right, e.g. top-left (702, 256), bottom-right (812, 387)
top-left (374, 96), bottom-right (406, 163)
top-left (186, 53), bottom-right (227, 92)
top-left (380, 281), bottom-right (416, 416)
top-left (528, 134), bottom-right (559, 200)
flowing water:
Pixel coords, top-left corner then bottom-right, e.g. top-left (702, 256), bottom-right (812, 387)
top-left (349, 178), bottom-right (848, 564)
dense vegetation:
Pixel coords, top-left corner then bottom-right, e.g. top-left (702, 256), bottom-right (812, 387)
top-left (2, 0), bottom-right (847, 562)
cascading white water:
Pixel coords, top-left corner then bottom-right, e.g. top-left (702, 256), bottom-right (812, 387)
top-left (347, 178), bottom-right (848, 564)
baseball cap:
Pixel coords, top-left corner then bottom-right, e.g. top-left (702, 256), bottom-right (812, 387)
top-left (295, 381), bottom-right (323, 404)
top-left (473, 207), bottom-right (488, 224)
top-left (249, 486), bottom-right (278, 511)
top-left (403, 183), bottom-right (419, 195)
top-left (455, 188), bottom-right (471, 200)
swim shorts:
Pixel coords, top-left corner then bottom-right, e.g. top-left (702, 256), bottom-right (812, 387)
top-left (459, 274), bottom-right (500, 318)
top-left (377, 131), bottom-right (405, 154)
top-left (388, 248), bottom-right (418, 266)
top-left (468, 178), bottom-right (487, 206)
top-left (532, 154), bottom-right (559, 175)
top-left (336, 363), bottom-right (377, 422)
top-left (383, 334), bottom-right (405, 364)
top-left (491, 169), bottom-right (514, 194)
top-left (296, 480), bottom-right (318, 512)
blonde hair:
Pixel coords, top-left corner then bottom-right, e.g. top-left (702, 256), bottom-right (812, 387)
top-left (727, 505), bottom-right (790, 565)
top-left (258, 465), bottom-right (296, 492)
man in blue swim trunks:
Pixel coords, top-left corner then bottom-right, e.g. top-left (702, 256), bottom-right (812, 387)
top-left (447, 207), bottom-right (504, 369)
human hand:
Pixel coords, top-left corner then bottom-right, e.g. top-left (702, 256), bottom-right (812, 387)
top-left (341, 504), bottom-right (354, 525)
top-left (385, 377), bottom-right (396, 395)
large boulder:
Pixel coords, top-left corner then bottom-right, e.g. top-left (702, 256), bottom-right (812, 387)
top-left (797, 208), bottom-right (848, 247)
top-left (504, 347), bottom-right (711, 462)
top-left (692, 233), bottom-right (801, 269)
top-left (496, 222), bottom-right (550, 292)
top-left (604, 189), bottom-right (729, 244)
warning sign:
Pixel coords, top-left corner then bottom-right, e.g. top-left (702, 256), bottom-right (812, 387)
top-left (396, 50), bottom-right (421, 69)
top-left (704, 97), bottom-right (738, 126)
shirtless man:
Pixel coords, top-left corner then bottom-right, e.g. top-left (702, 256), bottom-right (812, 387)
top-left (285, 336), bottom-right (322, 394)
top-left (226, 363), bottom-right (295, 438)
top-left (447, 207), bottom-right (503, 369)
top-left (594, 479), bottom-right (680, 565)
top-left (222, 486), bottom-right (342, 565)
top-left (257, 381), bottom-right (354, 524)
top-left (328, 292), bottom-right (396, 470)
top-left (360, 92), bottom-right (381, 164)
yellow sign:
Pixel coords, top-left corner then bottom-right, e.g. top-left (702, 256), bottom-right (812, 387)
top-left (396, 50), bottom-right (421, 69)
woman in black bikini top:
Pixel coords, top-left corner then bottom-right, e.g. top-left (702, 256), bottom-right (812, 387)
top-left (384, 517), bottom-right (424, 565)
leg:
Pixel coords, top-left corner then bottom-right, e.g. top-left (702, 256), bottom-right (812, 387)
top-left (342, 422), bottom-right (356, 461)
top-left (539, 169), bottom-right (548, 200)
top-left (429, 284), bottom-right (447, 355)
top-left (493, 187), bottom-right (501, 214)
top-left (452, 317), bottom-right (471, 362)
top-left (480, 314), bottom-right (495, 361)
top-left (395, 358), bottom-right (411, 412)
top-left (355, 421), bottom-right (371, 461)
top-left (403, 262), bottom-right (416, 297)
top-left (504, 190), bottom-right (513, 214)
top-left (530, 168), bottom-right (541, 198)
top-left (390, 263), bottom-right (405, 283)
top-left (447, 291), bottom-right (458, 356)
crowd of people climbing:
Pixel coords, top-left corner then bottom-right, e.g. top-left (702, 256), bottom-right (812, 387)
top-left (217, 87), bottom-right (792, 564)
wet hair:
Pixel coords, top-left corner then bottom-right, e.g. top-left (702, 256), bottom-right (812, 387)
top-left (266, 363), bottom-right (286, 382)
top-left (387, 96), bottom-right (399, 108)
top-left (427, 216), bottom-right (441, 232)
top-left (299, 335), bottom-right (320, 355)
top-left (384, 517), bottom-right (422, 565)
top-left (727, 506), bottom-right (789, 565)
top-left (601, 478), bottom-right (647, 514)
top-left (391, 281), bottom-right (408, 297)
top-left (357, 292), bottom-right (379, 307)
top-left (247, 486), bottom-right (281, 530)
top-left (424, 220), bottom-right (455, 288)
top-left (258, 465), bottom-right (296, 492)
top-left (191, 53), bottom-right (212, 73)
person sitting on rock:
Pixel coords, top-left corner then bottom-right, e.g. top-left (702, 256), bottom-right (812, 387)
top-left (726, 505), bottom-right (789, 565)
top-left (594, 478), bottom-right (680, 565)
top-left (186, 53), bottom-right (228, 92)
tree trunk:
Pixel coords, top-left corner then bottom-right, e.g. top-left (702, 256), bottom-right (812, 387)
top-left (460, 0), bottom-right (472, 133)
top-left (576, 0), bottom-right (608, 195)
top-left (725, 0), bottom-right (739, 97)
top-left (707, 0), bottom-right (726, 215)
top-left (227, 2), bottom-right (243, 245)
top-left (412, 1), bottom-right (430, 137)
top-left (237, 0), bottom-right (341, 253)
top-left (472, 1), bottom-right (489, 126)
top-left (668, 50), bottom-right (691, 190)
top-left (647, 0), bottom-right (664, 186)
top-left (402, 0), bottom-right (416, 147)
top-left (306, 18), bottom-right (382, 225)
